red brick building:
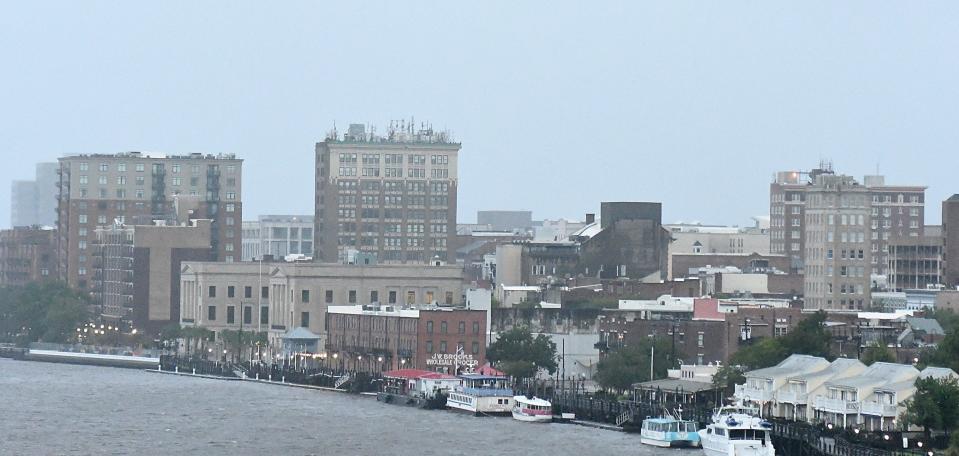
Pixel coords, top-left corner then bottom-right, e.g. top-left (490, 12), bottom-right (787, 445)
top-left (325, 305), bottom-right (486, 374)
top-left (0, 226), bottom-right (57, 286)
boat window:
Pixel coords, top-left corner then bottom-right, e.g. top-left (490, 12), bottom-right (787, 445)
top-left (729, 430), bottom-right (765, 440)
top-left (668, 422), bottom-right (678, 432)
top-left (715, 427), bottom-right (726, 436)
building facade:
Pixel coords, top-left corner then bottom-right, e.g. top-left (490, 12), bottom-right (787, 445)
top-left (803, 174), bottom-right (872, 311)
top-left (93, 219), bottom-right (213, 332)
top-left (887, 226), bottom-right (943, 291)
top-left (945, 195), bottom-right (959, 289)
top-left (325, 305), bottom-right (487, 373)
top-left (179, 261), bottom-right (465, 350)
top-left (241, 215), bottom-right (315, 261)
top-left (0, 226), bottom-right (57, 286)
top-left (56, 152), bottom-right (242, 293)
top-left (314, 122), bottom-right (459, 264)
top-left (579, 202), bottom-right (669, 281)
top-left (11, 162), bottom-right (58, 227)
top-left (770, 166), bottom-right (925, 275)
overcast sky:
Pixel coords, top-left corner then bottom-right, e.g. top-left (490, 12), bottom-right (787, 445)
top-left (1, 1), bottom-right (957, 228)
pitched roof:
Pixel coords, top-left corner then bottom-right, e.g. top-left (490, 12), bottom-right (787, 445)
top-left (281, 327), bottom-right (321, 340)
top-left (746, 355), bottom-right (830, 380)
top-left (906, 317), bottom-right (945, 336)
top-left (474, 363), bottom-right (506, 377)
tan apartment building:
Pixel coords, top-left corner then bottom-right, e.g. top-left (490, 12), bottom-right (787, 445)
top-left (314, 122), bottom-right (459, 264)
top-left (179, 261), bottom-right (465, 350)
top-left (803, 174), bottom-right (872, 311)
top-left (770, 165), bottom-right (925, 276)
top-left (56, 152), bottom-right (242, 293)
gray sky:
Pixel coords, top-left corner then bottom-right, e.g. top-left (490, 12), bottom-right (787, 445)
top-left (1, 1), bottom-right (957, 227)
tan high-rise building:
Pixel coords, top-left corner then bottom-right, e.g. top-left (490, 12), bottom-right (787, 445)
top-left (770, 165), bottom-right (925, 276)
top-left (56, 152), bottom-right (243, 292)
top-left (803, 174), bottom-right (872, 311)
top-left (314, 122), bottom-right (458, 264)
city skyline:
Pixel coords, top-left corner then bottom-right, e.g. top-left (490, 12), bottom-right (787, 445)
top-left (2, 2), bottom-right (958, 228)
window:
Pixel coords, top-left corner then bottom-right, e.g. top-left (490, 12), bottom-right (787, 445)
top-left (325, 290), bottom-right (333, 304)
top-left (227, 306), bottom-right (235, 324)
top-left (406, 291), bottom-right (415, 304)
top-left (227, 286), bottom-right (235, 298)
top-left (301, 312), bottom-right (310, 328)
top-left (79, 162), bottom-right (89, 171)
top-left (208, 306), bottom-right (216, 321)
top-left (348, 290), bottom-right (356, 304)
top-left (243, 306), bottom-right (252, 325)
top-left (99, 163), bottom-right (109, 172)
top-left (209, 286), bottom-right (216, 298)
top-left (441, 321), bottom-right (448, 334)
top-left (261, 286), bottom-right (268, 298)
top-left (302, 289), bottom-right (310, 303)
top-left (473, 321), bottom-right (480, 335)
top-left (439, 341), bottom-right (447, 353)
top-left (370, 290), bottom-right (378, 303)
top-left (389, 291), bottom-right (397, 304)
top-left (226, 192), bottom-right (236, 200)
top-left (458, 321), bottom-right (466, 334)
top-left (446, 291), bottom-right (454, 305)
top-left (698, 333), bottom-right (704, 348)
top-left (427, 321), bottom-right (434, 334)
top-left (472, 342), bottom-right (480, 355)
top-left (426, 341), bottom-right (433, 353)
top-left (260, 306), bottom-right (269, 325)
top-left (244, 286), bottom-right (252, 298)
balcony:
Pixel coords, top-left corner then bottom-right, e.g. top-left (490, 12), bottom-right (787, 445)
top-left (814, 396), bottom-right (861, 414)
top-left (861, 401), bottom-right (898, 417)
top-left (740, 385), bottom-right (773, 402)
top-left (776, 390), bottom-right (808, 405)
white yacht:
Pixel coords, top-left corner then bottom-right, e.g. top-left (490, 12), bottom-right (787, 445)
top-left (446, 373), bottom-right (514, 415)
top-left (699, 406), bottom-right (775, 456)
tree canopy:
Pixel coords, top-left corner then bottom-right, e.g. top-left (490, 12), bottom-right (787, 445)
top-left (0, 281), bottom-right (90, 345)
top-left (730, 311), bottom-right (832, 370)
top-left (595, 337), bottom-right (670, 392)
top-left (487, 326), bottom-right (557, 379)
top-left (903, 376), bottom-right (959, 438)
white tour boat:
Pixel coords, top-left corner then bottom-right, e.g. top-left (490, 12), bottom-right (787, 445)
top-left (446, 373), bottom-right (514, 415)
top-left (699, 406), bottom-right (775, 456)
top-left (511, 395), bottom-right (552, 423)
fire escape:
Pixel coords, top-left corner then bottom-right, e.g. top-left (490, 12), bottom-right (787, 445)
top-left (206, 165), bottom-right (221, 259)
top-left (151, 164), bottom-right (167, 222)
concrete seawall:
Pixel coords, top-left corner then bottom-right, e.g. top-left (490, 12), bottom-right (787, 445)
top-left (24, 350), bottom-right (159, 369)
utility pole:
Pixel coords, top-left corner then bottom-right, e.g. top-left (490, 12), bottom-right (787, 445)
top-left (650, 345), bottom-right (655, 382)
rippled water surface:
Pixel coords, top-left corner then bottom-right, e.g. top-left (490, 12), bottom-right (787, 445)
top-left (0, 359), bottom-right (701, 455)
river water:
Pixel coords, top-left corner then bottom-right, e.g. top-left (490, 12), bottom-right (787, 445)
top-left (0, 359), bottom-right (701, 456)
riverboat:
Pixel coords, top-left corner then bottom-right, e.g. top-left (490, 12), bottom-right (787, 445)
top-left (446, 373), bottom-right (514, 415)
top-left (511, 396), bottom-right (552, 423)
top-left (699, 406), bottom-right (775, 456)
top-left (640, 410), bottom-right (701, 448)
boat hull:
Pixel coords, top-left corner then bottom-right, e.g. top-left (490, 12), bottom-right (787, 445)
top-left (700, 434), bottom-right (774, 456)
top-left (511, 410), bottom-right (552, 423)
top-left (640, 436), bottom-right (700, 448)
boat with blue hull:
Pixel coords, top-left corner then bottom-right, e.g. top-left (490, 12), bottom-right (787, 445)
top-left (640, 410), bottom-right (702, 448)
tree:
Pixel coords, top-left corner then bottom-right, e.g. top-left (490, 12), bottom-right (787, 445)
top-left (0, 282), bottom-right (90, 345)
top-left (903, 376), bottom-right (959, 439)
top-left (730, 337), bottom-right (788, 370)
top-left (860, 343), bottom-right (895, 365)
top-left (595, 338), bottom-right (670, 392)
top-left (712, 364), bottom-right (746, 393)
top-left (221, 329), bottom-right (267, 363)
top-left (779, 311), bottom-right (832, 359)
top-left (728, 311), bottom-right (833, 370)
top-left (487, 326), bottom-right (557, 380)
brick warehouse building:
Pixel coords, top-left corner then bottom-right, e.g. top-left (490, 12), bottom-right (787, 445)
top-left (0, 226), bottom-right (57, 286)
top-left (597, 300), bottom-right (805, 366)
top-left (325, 305), bottom-right (486, 374)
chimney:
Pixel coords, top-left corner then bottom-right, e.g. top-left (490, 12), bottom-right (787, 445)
top-left (585, 213), bottom-right (596, 224)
